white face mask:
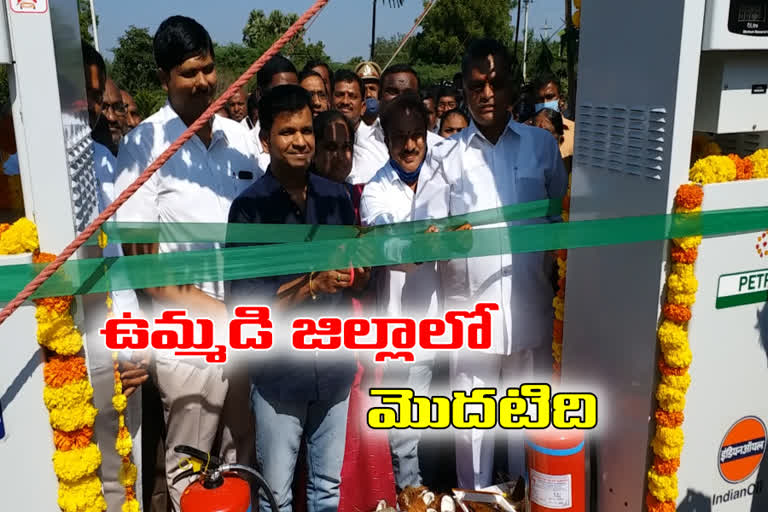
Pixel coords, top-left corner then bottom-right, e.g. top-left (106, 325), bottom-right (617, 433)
top-left (535, 100), bottom-right (560, 113)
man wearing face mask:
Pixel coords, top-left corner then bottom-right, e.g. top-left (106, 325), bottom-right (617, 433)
top-left (535, 75), bottom-right (575, 162)
top-left (360, 92), bottom-right (465, 490)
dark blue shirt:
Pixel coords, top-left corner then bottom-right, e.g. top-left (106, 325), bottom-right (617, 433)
top-left (227, 169), bottom-right (357, 401)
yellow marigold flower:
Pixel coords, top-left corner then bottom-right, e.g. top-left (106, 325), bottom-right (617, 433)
top-left (661, 372), bottom-right (691, 392)
top-left (116, 426), bottom-right (133, 456)
top-left (647, 469), bottom-right (678, 502)
top-left (674, 205), bottom-right (702, 215)
top-left (656, 383), bottom-right (686, 413)
top-left (663, 343), bottom-right (693, 369)
top-left (667, 268), bottom-right (698, 295)
top-left (36, 311), bottom-right (75, 343)
top-left (41, 330), bottom-right (84, 356)
top-left (112, 393), bottom-right (127, 413)
top-left (747, 148), bottom-right (768, 179)
top-left (0, 217), bottom-right (39, 254)
top-left (689, 155), bottom-right (737, 184)
top-left (672, 235), bottom-right (702, 251)
top-left (658, 321), bottom-right (688, 352)
top-left (122, 499), bottom-right (140, 512)
top-left (119, 462), bottom-right (138, 487)
top-left (43, 379), bottom-right (94, 411)
top-left (52, 444), bottom-right (102, 483)
top-left (50, 402), bottom-right (98, 432)
top-left (57, 474), bottom-right (107, 512)
top-left (667, 292), bottom-right (696, 307)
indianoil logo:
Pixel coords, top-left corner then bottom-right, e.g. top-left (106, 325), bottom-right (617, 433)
top-left (718, 416), bottom-right (767, 484)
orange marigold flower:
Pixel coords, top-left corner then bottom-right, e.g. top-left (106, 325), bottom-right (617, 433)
top-left (674, 184), bottom-right (704, 210)
top-left (53, 426), bottom-right (93, 451)
top-left (655, 410), bottom-right (684, 428)
top-left (562, 195), bottom-right (570, 212)
top-left (653, 455), bottom-right (681, 475)
top-left (126, 488), bottom-right (136, 500)
top-left (33, 251), bottom-right (56, 264)
top-left (670, 246), bottom-right (698, 264)
top-left (662, 303), bottom-right (692, 323)
top-left (646, 493), bottom-right (676, 512)
top-left (44, 355), bottom-right (87, 387)
top-left (552, 321), bottom-right (564, 340)
top-left (34, 295), bottom-right (73, 314)
top-left (729, 154), bottom-right (754, 181)
top-left (556, 249), bottom-right (568, 260)
top-left (0, 223), bottom-right (9, 236)
top-left (658, 360), bottom-right (689, 376)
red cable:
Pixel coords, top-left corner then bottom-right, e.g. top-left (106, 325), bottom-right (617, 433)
top-left (0, 0), bottom-right (330, 327)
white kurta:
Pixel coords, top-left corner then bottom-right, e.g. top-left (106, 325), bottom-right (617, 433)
top-left (437, 118), bottom-right (568, 355)
top-left (360, 154), bottom-right (452, 319)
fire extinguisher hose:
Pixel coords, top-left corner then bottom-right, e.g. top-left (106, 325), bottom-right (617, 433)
top-left (222, 464), bottom-right (281, 512)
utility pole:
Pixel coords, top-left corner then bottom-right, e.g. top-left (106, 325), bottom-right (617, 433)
top-left (522, 0), bottom-right (532, 82)
top-left (370, 0), bottom-right (378, 60)
top-left (89, 0), bottom-right (99, 51)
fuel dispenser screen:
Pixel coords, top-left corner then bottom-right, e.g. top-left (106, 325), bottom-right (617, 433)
top-left (730, 1), bottom-right (768, 34)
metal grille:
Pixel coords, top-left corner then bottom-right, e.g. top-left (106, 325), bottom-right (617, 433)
top-left (575, 104), bottom-right (667, 180)
top-left (716, 132), bottom-right (767, 157)
top-left (66, 129), bottom-right (99, 233)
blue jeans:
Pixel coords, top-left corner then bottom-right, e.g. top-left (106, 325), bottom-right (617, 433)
top-left (251, 385), bottom-right (350, 512)
top-left (386, 359), bottom-right (434, 490)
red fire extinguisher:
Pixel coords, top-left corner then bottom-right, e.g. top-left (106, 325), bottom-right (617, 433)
top-left (173, 445), bottom-right (280, 512)
top-left (525, 428), bottom-right (585, 512)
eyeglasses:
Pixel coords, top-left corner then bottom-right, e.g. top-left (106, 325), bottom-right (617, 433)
top-left (103, 102), bottom-right (127, 115)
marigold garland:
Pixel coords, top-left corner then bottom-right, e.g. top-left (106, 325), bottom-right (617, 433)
top-left (0, 220), bottom-right (107, 512)
top-left (552, 174), bottom-right (572, 378)
top-left (646, 147), bottom-right (766, 510)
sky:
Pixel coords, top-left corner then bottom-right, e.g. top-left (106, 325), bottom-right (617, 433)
top-left (93, 0), bottom-right (566, 62)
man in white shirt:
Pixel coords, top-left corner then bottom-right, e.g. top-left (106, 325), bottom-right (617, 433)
top-left (361, 92), bottom-right (460, 490)
top-left (346, 65), bottom-right (443, 185)
top-left (113, 17), bottom-right (261, 509)
top-left (439, 39), bottom-right (568, 489)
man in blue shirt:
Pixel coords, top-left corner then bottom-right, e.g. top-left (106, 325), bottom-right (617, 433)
top-left (228, 85), bottom-right (370, 512)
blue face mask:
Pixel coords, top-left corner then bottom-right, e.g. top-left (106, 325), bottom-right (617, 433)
top-left (390, 157), bottom-right (424, 185)
top-left (535, 100), bottom-right (559, 113)
top-left (365, 97), bottom-right (380, 116)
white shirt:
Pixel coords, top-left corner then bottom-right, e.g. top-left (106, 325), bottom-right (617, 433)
top-left (114, 102), bottom-right (262, 305)
top-left (349, 118), bottom-right (442, 185)
top-left (437, 118), bottom-right (568, 355)
top-left (360, 154), bottom-right (452, 320)
top-left (92, 141), bottom-right (141, 316)
top-left (243, 118), bottom-right (271, 173)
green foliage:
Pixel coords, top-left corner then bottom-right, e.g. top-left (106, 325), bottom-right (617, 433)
top-left (133, 88), bottom-right (166, 120)
top-left (411, 0), bottom-right (515, 65)
top-left (241, 9), bottom-right (329, 70)
top-left (111, 26), bottom-right (160, 94)
top-left (77, 0), bottom-right (98, 47)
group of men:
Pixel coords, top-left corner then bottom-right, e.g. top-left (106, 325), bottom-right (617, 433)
top-left (78, 14), bottom-right (569, 512)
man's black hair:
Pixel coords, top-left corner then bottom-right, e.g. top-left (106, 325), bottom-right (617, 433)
top-left (332, 69), bottom-right (364, 97)
top-left (313, 110), bottom-right (356, 146)
top-left (380, 91), bottom-right (428, 137)
top-left (421, 89), bottom-right (436, 103)
top-left (461, 38), bottom-right (513, 81)
top-left (298, 69), bottom-right (324, 85)
top-left (81, 42), bottom-right (106, 83)
top-left (440, 108), bottom-right (469, 126)
top-left (153, 16), bottom-right (215, 73)
top-left (257, 55), bottom-right (298, 93)
top-left (380, 64), bottom-right (420, 90)
top-left (303, 60), bottom-right (333, 85)
top-left (258, 84), bottom-right (311, 137)
top-left (247, 91), bottom-right (260, 114)
top-left (436, 86), bottom-right (461, 103)
top-left (534, 73), bottom-right (561, 94)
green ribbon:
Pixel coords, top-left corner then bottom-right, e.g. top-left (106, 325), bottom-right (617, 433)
top-left (1, 205), bottom-right (766, 301)
top-left (83, 199), bottom-right (562, 245)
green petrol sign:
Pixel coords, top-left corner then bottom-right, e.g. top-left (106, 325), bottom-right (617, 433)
top-left (717, 269), bottom-right (768, 309)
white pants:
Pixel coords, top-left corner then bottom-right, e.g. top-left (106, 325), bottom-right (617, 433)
top-left (450, 350), bottom-right (539, 490)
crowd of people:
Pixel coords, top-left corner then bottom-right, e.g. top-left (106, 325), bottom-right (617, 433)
top-left (55, 13), bottom-right (577, 512)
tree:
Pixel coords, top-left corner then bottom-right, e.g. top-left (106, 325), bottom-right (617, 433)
top-left (111, 26), bottom-right (160, 95)
top-left (77, 0), bottom-right (98, 47)
top-left (241, 9), bottom-right (329, 70)
top-left (411, 0), bottom-right (516, 65)
top-left (372, 34), bottom-right (415, 68)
